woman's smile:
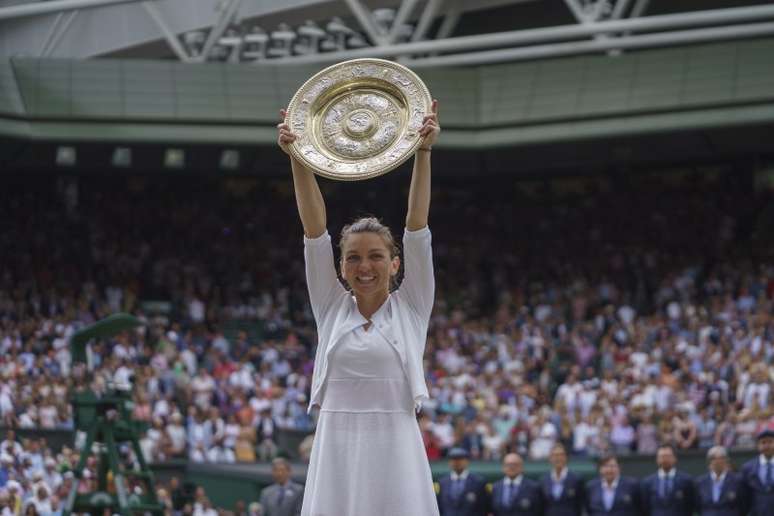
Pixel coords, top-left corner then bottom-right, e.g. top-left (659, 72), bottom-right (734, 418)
top-left (355, 275), bottom-right (376, 285)
top-left (341, 232), bottom-right (399, 296)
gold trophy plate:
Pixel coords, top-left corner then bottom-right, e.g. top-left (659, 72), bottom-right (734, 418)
top-left (285, 58), bottom-right (432, 181)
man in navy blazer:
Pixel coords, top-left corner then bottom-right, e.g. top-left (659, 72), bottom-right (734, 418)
top-left (694, 446), bottom-right (745, 516)
top-left (741, 428), bottom-right (774, 516)
top-left (437, 447), bottom-right (489, 516)
top-left (640, 444), bottom-right (694, 516)
top-left (490, 453), bottom-right (542, 516)
top-left (585, 454), bottom-right (640, 516)
top-left (541, 444), bottom-right (583, 516)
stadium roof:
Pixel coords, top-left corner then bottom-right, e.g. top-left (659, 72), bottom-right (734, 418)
top-left (1, 0), bottom-right (774, 65)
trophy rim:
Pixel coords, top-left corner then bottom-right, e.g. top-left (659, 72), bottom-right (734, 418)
top-left (284, 57), bottom-right (432, 181)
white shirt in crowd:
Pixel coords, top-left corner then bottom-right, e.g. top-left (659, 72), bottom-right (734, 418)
top-left (189, 298), bottom-right (206, 323)
top-left (530, 421), bottom-right (558, 460)
top-left (556, 382), bottom-right (582, 412)
top-left (167, 422), bottom-right (187, 453)
top-left (206, 446), bottom-right (235, 463)
top-left (573, 421), bottom-right (598, 452)
top-left (190, 374), bottom-right (215, 408)
top-left (742, 382), bottom-right (770, 410)
top-left (38, 406), bottom-right (58, 429)
top-left (432, 420), bottom-right (456, 449)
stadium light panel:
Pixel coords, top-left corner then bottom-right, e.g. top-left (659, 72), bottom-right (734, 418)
top-left (164, 148), bottom-right (185, 168)
top-left (220, 150), bottom-right (240, 170)
top-left (56, 146), bottom-right (76, 166)
top-left (348, 33), bottom-right (368, 49)
top-left (112, 147), bottom-right (132, 167)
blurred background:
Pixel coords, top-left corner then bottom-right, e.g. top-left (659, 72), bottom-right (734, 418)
top-left (1, 0), bottom-right (774, 513)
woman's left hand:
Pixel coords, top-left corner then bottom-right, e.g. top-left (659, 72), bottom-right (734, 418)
top-left (418, 99), bottom-right (440, 150)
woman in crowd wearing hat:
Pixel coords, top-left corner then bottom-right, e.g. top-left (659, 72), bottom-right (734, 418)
top-left (277, 100), bottom-right (440, 516)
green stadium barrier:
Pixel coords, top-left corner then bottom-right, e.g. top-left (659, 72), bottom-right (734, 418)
top-left (2, 428), bottom-right (759, 508)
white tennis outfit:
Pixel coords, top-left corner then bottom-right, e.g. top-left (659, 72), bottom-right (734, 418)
top-left (300, 226), bottom-right (440, 516)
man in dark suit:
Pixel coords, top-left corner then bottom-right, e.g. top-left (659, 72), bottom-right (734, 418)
top-left (694, 445), bottom-right (745, 516)
top-left (490, 452), bottom-right (542, 516)
top-left (640, 444), bottom-right (694, 516)
top-left (741, 428), bottom-right (774, 516)
top-left (541, 443), bottom-right (583, 516)
top-left (436, 447), bottom-right (489, 516)
top-left (585, 454), bottom-right (640, 516)
top-left (258, 458), bottom-right (303, 516)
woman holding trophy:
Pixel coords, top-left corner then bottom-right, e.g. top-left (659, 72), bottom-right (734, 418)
top-left (277, 59), bottom-right (441, 515)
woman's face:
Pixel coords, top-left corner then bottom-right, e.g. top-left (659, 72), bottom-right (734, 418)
top-left (340, 232), bottom-right (399, 299)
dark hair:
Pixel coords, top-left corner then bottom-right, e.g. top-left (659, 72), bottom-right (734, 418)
top-left (657, 444), bottom-right (677, 455)
top-left (339, 216), bottom-right (400, 290)
top-left (597, 454), bottom-right (618, 468)
top-left (272, 457), bottom-right (291, 470)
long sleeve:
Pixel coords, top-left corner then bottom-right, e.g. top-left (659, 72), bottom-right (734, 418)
top-left (399, 226), bottom-right (435, 320)
top-left (304, 231), bottom-right (346, 324)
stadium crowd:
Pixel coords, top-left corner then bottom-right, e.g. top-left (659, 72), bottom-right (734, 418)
top-left (0, 169), bottom-right (772, 512)
top-left (0, 427), bottom-right (260, 515)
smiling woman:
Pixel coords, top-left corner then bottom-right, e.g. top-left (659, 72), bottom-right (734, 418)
top-left (339, 217), bottom-right (400, 296)
top-left (277, 100), bottom-right (441, 516)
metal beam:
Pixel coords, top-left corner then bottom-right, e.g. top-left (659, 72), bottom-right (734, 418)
top-left (411, 0), bottom-right (444, 42)
top-left (563, 0), bottom-right (587, 23)
top-left (42, 10), bottom-right (79, 57)
top-left (39, 12), bottom-right (65, 56)
top-left (630, 0), bottom-right (650, 17)
top-left (403, 20), bottom-right (774, 67)
top-left (343, 0), bottom-right (387, 46)
top-left (436, 0), bottom-right (461, 40)
top-left (611, 0), bottom-right (632, 20)
top-left (197, 0), bottom-right (242, 63)
top-left (141, 1), bottom-right (190, 62)
top-left (266, 4), bottom-right (774, 65)
top-left (589, 0), bottom-right (609, 22)
top-left (0, 0), bottom-right (144, 21)
top-left (388, 0), bottom-right (419, 44)
top-left (602, 0), bottom-right (633, 57)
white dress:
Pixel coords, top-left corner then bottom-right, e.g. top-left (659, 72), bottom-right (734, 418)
top-left (300, 299), bottom-right (440, 516)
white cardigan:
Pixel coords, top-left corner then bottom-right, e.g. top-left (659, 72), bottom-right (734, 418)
top-left (303, 226), bottom-right (435, 414)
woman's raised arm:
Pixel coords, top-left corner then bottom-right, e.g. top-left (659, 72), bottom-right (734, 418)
top-left (406, 100), bottom-right (440, 231)
top-left (278, 109), bottom-right (327, 239)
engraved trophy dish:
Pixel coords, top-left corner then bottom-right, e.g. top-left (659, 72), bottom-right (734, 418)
top-left (284, 58), bottom-right (433, 181)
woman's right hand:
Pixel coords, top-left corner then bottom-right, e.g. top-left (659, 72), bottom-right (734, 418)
top-left (277, 108), bottom-right (297, 156)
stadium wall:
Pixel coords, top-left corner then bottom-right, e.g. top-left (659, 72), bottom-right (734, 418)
top-left (4, 427), bottom-right (759, 507)
top-left (1, 37), bottom-right (773, 147)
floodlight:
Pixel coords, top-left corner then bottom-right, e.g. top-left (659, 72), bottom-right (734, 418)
top-left (112, 147), bottom-right (132, 167)
top-left (348, 33), bottom-right (368, 49)
top-left (243, 26), bottom-right (269, 60)
top-left (296, 20), bottom-right (326, 55)
top-left (327, 17), bottom-right (355, 51)
top-left (164, 149), bottom-right (185, 168)
top-left (220, 150), bottom-right (240, 170)
top-left (267, 23), bottom-right (296, 58)
top-left (372, 8), bottom-right (396, 32)
top-left (298, 20), bottom-right (326, 39)
top-left (327, 17), bottom-right (355, 36)
top-left (56, 146), bottom-right (76, 166)
top-left (182, 30), bottom-right (206, 58)
top-left (320, 35), bottom-right (342, 52)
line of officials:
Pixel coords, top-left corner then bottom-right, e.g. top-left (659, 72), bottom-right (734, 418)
top-left (435, 429), bottom-right (774, 516)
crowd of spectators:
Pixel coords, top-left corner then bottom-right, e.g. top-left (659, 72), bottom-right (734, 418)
top-left (0, 168), bottom-right (772, 471)
top-left (0, 428), bottom-right (261, 515)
